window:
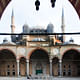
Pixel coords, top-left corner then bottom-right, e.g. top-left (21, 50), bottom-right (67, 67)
top-left (58, 70), bottom-right (60, 76)
top-left (64, 65), bottom-right (66, 68)
top-left (12, 70), bottom-right (15, 76)
top-left (69, 65), bottom-right (71, 68)
top-left (63, 70), bottom-right (66, 76)
top-left (13, 64), bottom-right (15, 68)
top-left (68, 69), bottom-right (71, 76)
top-left (7, 70), bottom-right (10, 76)
top-left (7, 72), bottom-right (10, 76)
top-left (12, 72), bottom-right (15, 76)
top-left (7, 65), bottom-right (10, 68)
top-left (77, 65), bottom-right (80, 76)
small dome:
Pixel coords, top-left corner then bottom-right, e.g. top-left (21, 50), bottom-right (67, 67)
top-left (48, 23), bottom-right (54, 27)
top-left (69, 38), bottom-right (74, 43)
top-left (23, 24), bottom-right (29, 27)
top-left (47, 23), bottom-right (54, 33)
top-left (1, 39), bottom-right (16, 45)
top-left (23, 24), bottom-right (30, 33)
top-left (63, 38), bottom-right (75, 45)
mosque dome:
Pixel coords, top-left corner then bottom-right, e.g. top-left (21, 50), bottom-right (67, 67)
top-left (23, 24), bottom-right (30, 33)
top-left (47, 23), bottom-right (54, 33)
top-left (1, 38), bottom-right (16, 45)
top-left (69, 38), bottom-right (74, 43)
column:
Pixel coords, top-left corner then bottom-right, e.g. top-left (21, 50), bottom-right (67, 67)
top-left (17, 60), bottom-right (20, 77)
top-left (59, 59), bottom-right (62, 77)
top-left (50, 59), bottom-right (52, 76)
top-left (26, 59), bottom-right (29, 75)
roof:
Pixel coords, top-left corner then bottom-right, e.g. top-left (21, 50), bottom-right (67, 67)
top-left (32, 38), bottom-right (46, 42)
top-left (1, 41), bottom-right (16, 46)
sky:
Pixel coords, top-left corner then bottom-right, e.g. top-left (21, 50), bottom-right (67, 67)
top-left (0, 0), bottom-right (80, 44)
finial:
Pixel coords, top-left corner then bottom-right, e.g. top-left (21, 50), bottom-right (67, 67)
top-left (12, 9), bottom-right (14, 17)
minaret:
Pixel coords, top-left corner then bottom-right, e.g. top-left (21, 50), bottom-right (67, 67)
top-left (11, 10), bottom-right (16, 42)
top-left (11, 9), bottom-right (15, 33)
top-left (61, 8), bottom-right (65, 42)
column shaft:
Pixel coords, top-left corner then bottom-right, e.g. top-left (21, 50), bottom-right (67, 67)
top-left (59, 59), bottom-right (62, 77)
top-left (26, 59), bottom-right (29, 75)
top-left (17, 60), bottom-right (20, 76)
top-left (50, 59), bottom-right (52, 76)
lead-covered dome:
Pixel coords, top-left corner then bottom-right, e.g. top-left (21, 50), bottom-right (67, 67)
top-left (23, 24), bottom-right (30, 33)
top-left (47, 23), bottom-right (54, 33)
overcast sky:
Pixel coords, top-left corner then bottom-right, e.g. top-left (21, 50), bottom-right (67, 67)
top-left (0, 0), bottom-right (80, 44)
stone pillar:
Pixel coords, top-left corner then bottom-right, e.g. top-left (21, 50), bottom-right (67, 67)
top-left (17, 60), bottom-right (20, 77)
top-left (50, 59), bottom-right (52, 76)
top-left (59, 59), bottom-right (62, 77)
top-left (26, 59), bottom-right (29, 75)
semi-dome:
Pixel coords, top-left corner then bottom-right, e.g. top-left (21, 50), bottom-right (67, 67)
top-left (47, 23), bottom-right (54, 33)
top-left (23, 24), bottom-right (30, 33)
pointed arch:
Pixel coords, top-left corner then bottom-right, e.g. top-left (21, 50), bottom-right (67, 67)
top-left (27, 47), bottom-right (49, 59)
top-left (0, 48), bottom-right (17, 76)
top-left (0, 48), bottom-right (17, 59)
top-left (62, 48), bottom-right (80, 57)
top-left (62, 48), bottom-right (80, 77)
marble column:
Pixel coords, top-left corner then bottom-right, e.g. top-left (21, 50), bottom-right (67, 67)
top-left (17, 60), bottom-right (20, 77)
top-left (50, 59), bottom-right (52, 76)
top-left (59, 59), bottom-right (62, 77)
top-left (26, 59), bottom-right (29, 75)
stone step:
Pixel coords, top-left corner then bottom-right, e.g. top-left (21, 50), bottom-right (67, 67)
top-left (0, 77), bottom-right (80, 80)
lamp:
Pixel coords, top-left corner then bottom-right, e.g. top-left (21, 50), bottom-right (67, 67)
top-left (50, 0), bottom-right (56, 8)
top-left (35, 0), bottom-right (40, 11)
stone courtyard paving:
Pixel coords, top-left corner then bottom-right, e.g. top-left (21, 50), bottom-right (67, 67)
top-left (0, 77), bottom-right (80, 80)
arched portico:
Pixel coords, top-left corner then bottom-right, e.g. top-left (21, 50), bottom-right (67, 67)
top-left (0, 49), bottom-right (17, 76)
top-left (29, 48), bottom-right (49, 76)
top-left (62, 49), bottom-right (80, 77)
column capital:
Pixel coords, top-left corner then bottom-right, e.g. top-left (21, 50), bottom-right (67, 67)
top-left (17, 59), bottom-right (20, 63)
top-left (59, 59), bottom-right (62, 63)
top-left (26, 59), bottom-right (29, 63)
top-left (49, 59), bottom-right (52, 63)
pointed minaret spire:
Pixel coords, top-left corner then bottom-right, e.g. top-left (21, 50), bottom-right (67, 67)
top-left (11, 9), bottom-right (16, 42)
top-left (11, 9), bottom-right (15, 33)
top-left (61, 7), bottom-right (65, 42)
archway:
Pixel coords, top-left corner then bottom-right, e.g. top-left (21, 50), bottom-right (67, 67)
top-left (52, 57), bottom-right (59, 76)
top-left (30, 49), bottom-right (49, 76)
top-left (62, 49), bottom-right (80, 77)
top-left (0, 49), bottom-right (17, 76)
top-left (0, 0), bottom-right (80, 19)
top-left (20, 57), bottom-right (26, 76)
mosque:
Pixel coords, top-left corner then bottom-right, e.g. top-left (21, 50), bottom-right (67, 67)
top-left (0, 8), bottom-right (80, 78)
